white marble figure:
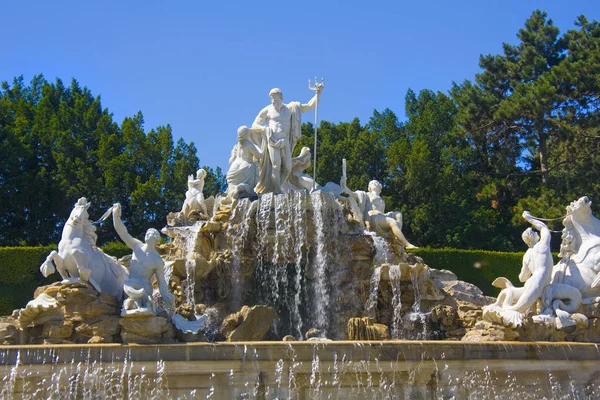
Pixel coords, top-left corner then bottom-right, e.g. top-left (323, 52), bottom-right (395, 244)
top-left (39, 197), bottom-right (128, 300)
top-left (340, 178), bottom-right (418, 249)
top-left (483, 211), bottom-right (581, 328)
top-left (252, 86), bottom-right (323, 194)
top-left (181, 169), bottom-right (208, 220)
top-left (226, 126), bottom-right (263, 198)
top-left (283, 147), bottom-right (319, 192)
top-left (112, 203), bottom-right (176, 317)
top-left (552, 196), bottom-right (600, 301)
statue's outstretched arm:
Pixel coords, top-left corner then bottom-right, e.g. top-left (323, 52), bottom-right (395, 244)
top-left (112, 203), bottom-right (141, 250)
top-left (300, 89), bottom-right (322, 113)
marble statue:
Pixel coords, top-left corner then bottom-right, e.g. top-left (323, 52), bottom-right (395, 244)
top-left (552, 196), bottom-right (600, 300)
top-left (252, 86), bottom-right (323, 194)
top-left (340, 178), bottom-right (418, 249)
top-left (283, 146), bottom-right (319, 192)
top-left (181, 169), bottom-right (208, 220)
top-left (483, 211), bottom-right (582, 328)
top-left (39, 197), bottom-right (128, 300)
top-left (226, 126), bottom-right (263, 198)
top-left (112, 203), bottom-right (176, 316)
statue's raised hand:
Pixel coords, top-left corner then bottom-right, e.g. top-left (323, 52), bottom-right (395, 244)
top-left (112, 203), bottom-right (122, 219)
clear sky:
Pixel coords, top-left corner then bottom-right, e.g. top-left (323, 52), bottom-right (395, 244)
top-left (2, 1), bottom-right (599, 171)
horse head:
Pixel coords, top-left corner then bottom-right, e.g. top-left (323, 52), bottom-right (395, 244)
top-left (567, 196), bottom-right (592, 220)
top-left (67, 197), bottom-right (91, 227)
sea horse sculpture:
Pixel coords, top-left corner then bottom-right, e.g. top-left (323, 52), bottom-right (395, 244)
top-left (39, 198), bottom-right (128, 300)
top-left (553, 196), bottom-right (600, 302)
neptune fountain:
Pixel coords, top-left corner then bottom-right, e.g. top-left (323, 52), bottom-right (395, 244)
top-left (2, 83), bottom-right (600, 398)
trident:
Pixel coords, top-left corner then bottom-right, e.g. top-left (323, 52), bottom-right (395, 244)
top-left (308, 77), bottom-right (324, 191)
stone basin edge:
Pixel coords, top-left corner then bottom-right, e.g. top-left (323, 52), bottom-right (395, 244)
top-left (1, 340), bottom-right (598, 365)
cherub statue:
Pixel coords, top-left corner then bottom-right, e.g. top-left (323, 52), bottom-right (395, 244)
top-left (181, 169), bottom-right (208, 220)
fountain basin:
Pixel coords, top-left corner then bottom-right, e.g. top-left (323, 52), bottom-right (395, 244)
top-left (2, 341), bottom-right (599, 398)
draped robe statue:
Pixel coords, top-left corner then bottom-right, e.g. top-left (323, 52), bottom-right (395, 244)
top-left (251, 87), bottom-right (322, 194)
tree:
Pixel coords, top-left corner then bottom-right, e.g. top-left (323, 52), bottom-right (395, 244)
top-left (0, 75), bottom-right (201, 245)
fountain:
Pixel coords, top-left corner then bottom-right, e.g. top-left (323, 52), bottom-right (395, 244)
top-left (2, 83), bottom-right (600, 398)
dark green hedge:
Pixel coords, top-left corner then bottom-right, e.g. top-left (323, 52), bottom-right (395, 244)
top-left (0, 245), bottom-right (537, 316)
top-left (0, 243), bottom-right (130, 315)
top-left (412, 248), bottom-right (546, 296)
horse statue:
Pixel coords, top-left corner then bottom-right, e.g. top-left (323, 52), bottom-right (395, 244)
top-left (39, 197), bottom-right (128, 300)
top-left (552, 196), bottom-right (600, 303)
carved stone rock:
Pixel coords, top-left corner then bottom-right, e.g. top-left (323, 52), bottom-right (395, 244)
top-left (220, 305), bottom-right (275, 342)
top-left (347, 317), bottom-right (389, 340)
top-left (42, 320), bottom-right (73, 339)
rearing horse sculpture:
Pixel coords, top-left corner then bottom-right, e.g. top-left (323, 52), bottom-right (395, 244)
top-left (553, 196), bottom-right (600, 302)
top-left (39, 198), bottom-right (128, 300)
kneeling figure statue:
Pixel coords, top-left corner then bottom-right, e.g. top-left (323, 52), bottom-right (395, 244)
top-left (112, 203), bottom-right (176, 317)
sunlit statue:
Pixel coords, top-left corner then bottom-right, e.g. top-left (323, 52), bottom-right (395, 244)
top-left (252, 85), bottom-right (323, 194)
top-left (181, 169), bottom-right (208, 220)
top-left (226, 126), bottom-right (263, 198)
top-left (340, 178), bottom-right (418, 249)
top-left (39, 197), bottom-right (127, 300)
top-left (112, 203), bottom-right (175, 316)
top-left (483, 211), bottom-right (581, 328)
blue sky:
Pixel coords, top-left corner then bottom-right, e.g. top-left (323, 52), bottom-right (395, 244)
top-left (2, 1), bottom-right (599, 171)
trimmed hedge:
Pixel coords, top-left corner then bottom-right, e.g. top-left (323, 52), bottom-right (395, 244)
top-left (0, 245), bottom-right (538, 316)
top-left (0, 243), bottom-right (130, 315)
top-left (412, 248), bottom-right (549, 296)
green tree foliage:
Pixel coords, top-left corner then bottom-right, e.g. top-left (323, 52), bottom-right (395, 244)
top-left (301, 10), bottom-right (600, 250)
top-left (3, 10), bottom-right (599, 252)
top-left (0, 75), bottom-right (210, 245)
top-left (450, 10), bottom-right (600, 248)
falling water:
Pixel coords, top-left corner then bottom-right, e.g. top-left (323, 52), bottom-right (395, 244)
top-left (398, 271), bottom-right (431, 340)
top-left (389, 264), bottom-right (402, 339)
top-left (370, 233), bottom-right (392, 265)
top-left (291, 191), bottom-right (308, 339)
top-left (310, 191), bottom-right (329, 333)
top-left (226, 197), bottom-right (254, 310)
top-left (171, 222), bottom-right (203, 311)
top-left (365, 266), bottom-right (382, 319)
top-left (254, 193), bottom-right (274, 304)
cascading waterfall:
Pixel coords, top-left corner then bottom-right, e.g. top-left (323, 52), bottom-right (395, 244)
top-left (365, 266), bottom-right (382, 319)
top-left (371, 233), bottom-right (392, 265)
top-left (226, 197), bottom-right (253, 310)
top-left (307, 191), bottom-right (347, 338)
top-left (291, 191), bottom-right (308, 339)
top-left (309, 191), bottom-right (329, 334)
top-left (389, 264), bottom-right (402, 339)
top-left (182, 222), bottom-right (202, 312)
top-left (254, 193), bottom-right (275, 305)
top-left (401, 271), bottom-right (430, 340)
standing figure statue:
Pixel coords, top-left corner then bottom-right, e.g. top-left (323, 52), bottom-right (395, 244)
top-left (181, 169), bottom-right (208, 220)
top-left (340, 178), bottom-right (418, 249)
top-left (112, 203), bottom-right (176, 316)
top-left (252, 86), bottom-right (323, 194)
